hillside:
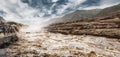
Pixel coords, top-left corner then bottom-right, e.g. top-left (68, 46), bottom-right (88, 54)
top-left (51, 9), bottom-right (101, 23)
top-left (61, 9), bottom-right (101, 22)
top-left (97, 4), bottom-right (120, 17)
top-left (47, 4), bottom-right (120, 38)
top-left (47, 11), bottom-right (120, 38)
top-left (50, 4), bottom-right (120, 24)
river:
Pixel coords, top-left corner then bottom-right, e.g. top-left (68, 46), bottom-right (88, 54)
top-left (6, 28), bottom-right (120, 57)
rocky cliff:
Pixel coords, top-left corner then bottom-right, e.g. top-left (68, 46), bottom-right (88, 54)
top-left (0, 17), bottom-right (22, 49)
top-left (47, 11), bottom-right (120, 38)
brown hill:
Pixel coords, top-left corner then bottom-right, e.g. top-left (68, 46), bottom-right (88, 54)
top-left (50, 4), bottom-right (120, 24)
top-left (97, 4), bottom-right (120, 17)
top-left (47, 12), bottom-right (120, 38)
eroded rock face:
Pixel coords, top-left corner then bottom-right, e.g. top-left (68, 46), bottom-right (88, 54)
top-left (0, 17), bottom-right (22, 49)
top-left (47, 13), bottom-right (120, 38)
top-left (0, 17), bottom-right (23, 57)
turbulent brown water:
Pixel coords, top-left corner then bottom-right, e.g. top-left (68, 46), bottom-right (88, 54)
top-left (6, 29), bottom-right (120, 57)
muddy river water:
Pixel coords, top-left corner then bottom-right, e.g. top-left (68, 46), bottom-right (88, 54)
top-left (6, 29), bottom-right (120, 57)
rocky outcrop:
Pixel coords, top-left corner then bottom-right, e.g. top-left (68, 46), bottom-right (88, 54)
top-left (47, 13), bottom-right (120, 38)
top-left (0, 17), bottom-right (22, 49)
top-left (47, 4), bottom-right (120, 38)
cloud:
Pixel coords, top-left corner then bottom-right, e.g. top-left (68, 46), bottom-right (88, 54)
top-left (0, 0), bottom-right (120, 26)
top-left (52, 0), bottom-right (58, 2)
top-left (0, 0), bottom-right (38, 20)
top-left (20, 0), bottom-right (87, 17)
top-left (22, 0), bottom-right (120, 17)
top-left (56, 0), bottom-right (86, 14)
top-left (100, 0), bottom-right (120, 5)
top-left (82, 0), bottom-right (120, 10)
